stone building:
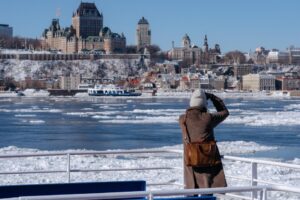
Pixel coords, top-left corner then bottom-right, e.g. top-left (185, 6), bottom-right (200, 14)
top-left (0, 24), bottom-right (13, 37)
top-left (202, 35), bottom-right (221, 64)
top-left (199, 75), bottom-right (211, 89)
top-left (242, 74), bottom-right (275, 91)
top-left (136, 17), bottom-right (151, 51)
top-left (169, 34), bottom-right (201, 66)
top-left (19, 77), bottom-right (48, 90)
top-left (211, 76), bottom-right (225, 90)
top-left (233, 64), bottom-right (253, 89)
top-left (267, 50), bottom-right (289, 64)
top-left (253, 47), bottom-right (269, 65)
top-left (234, 64), bottom-right (253, 79)
top-left (266, 47), bottom-right (300, 65)
top-left (60, 75), bottom-right (81, 90)
top-left (168, 34), bottom-right (221, 66)
top-left (43, 2), bottom-right (126, 54)
top-left (288, 47), bottom-right (300, 65)
top-left (189, 76), bottom-right (200, 90)
top-left (276, 74), bottom-right (300, 91)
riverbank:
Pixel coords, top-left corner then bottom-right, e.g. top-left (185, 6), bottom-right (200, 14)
top-left (0, 89), bottom-right (298, 99)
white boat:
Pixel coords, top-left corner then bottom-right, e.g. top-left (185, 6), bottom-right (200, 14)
top-left (77, 83), bottom-right (94, 91)
top-left (88, 84), bottom-right (142, 97)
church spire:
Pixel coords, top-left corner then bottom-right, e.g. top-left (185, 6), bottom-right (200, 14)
top-left (203, 34), bottom-right (208, 52)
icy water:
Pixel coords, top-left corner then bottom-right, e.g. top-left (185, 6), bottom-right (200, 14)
top-left (0, 96), bottom-right (300, 160)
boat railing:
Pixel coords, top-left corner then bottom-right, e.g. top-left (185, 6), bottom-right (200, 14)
top-left (0, 149), bottom-right (300, 199)
top-left (6, 185), bottom-right (300, 200)
top-left (222, 155), bottom-right (300, 199)
top-left (0, 149), bottom-right (181, 187)
top-left (5, 186), bottom-right (271, 200)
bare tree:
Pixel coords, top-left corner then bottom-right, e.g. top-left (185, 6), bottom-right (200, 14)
top-left (125, 45), bottom-right (138, 54)
top-left (145, 45), bottom-right (161, 56)
top-left (0, 36), bottom-right (42, 50)
top-left (224, 50), bottom-right (246, 64)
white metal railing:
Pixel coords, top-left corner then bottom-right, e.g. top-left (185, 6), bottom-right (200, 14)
top-left (14, 186), bottom-right (269, 200)
top-left (3, 185), bottom-right (300, 200)
top-left (0, 149), bottom-right (300, 200)
top-left (0, 149), bottom-right (181, 186)
top-left (222, 155), bottom-right (300, 199)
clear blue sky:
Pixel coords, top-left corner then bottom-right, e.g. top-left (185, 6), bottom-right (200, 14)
top-left (1, 0), bottom-right (300, 53)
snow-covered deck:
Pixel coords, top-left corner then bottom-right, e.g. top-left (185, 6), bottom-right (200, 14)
top-left (0, 149), bottom-right (299, 199)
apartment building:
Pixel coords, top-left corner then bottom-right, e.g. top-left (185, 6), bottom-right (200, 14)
top-left (242, 74), bottom-right (275, 91)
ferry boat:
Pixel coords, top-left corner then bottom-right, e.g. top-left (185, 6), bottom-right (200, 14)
top-left (88, 84), bottom-right (142, 97)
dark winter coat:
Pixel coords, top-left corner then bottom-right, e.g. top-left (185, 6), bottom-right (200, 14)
top-left (179, 94), bottom-right (229, 189)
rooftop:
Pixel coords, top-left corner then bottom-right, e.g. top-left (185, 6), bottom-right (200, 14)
top-left (138, 17), bottom-right (149, 25)
top-left (74, 2), bottom-right (101, 17)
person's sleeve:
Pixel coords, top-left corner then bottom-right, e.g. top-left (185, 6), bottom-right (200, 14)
top-left (210, 94), bottom-right (229, 127)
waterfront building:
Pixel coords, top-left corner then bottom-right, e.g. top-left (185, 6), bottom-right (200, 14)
top-left (136, 17), bottom-right (151, 51)
top-left (276, 74), bottom-right (300, 91)
top-left (199, 75), bottom-right (211, 89)
top-left (211, 75), bottom-right (225, 90)
top-left (234, 64), bottom-right (253, 90)
top-left (0, 70), bottom-right (4, 90)
top-left (60, 75), bottom-right (81, 90)
top-left (19, 77), bottom-right (48, 90)
top-left (242, 73), bottom-right (275, 91)
top-left (43, 2), bottom-right (126, 54)
top-left (0, 24), bottom-right (13, 37)
top-left (189, 77), bottom-right (200, 90)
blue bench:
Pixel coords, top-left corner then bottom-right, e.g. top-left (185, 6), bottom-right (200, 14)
top-left (0, 180), bottom-right (146, 198)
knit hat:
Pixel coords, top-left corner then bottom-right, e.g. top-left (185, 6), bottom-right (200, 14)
top-left (189, 89), bottom-right (207, 108)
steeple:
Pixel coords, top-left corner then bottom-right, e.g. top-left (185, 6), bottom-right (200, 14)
top-left (182, 34), bottom-right (191, 48)
top-left (203, 34), bottom-right (208, 52)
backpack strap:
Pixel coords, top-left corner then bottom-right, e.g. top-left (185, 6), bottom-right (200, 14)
top-left (182, 110), bottom-right (215, 144)
top-left (182, 111), bottom-right (191, 144)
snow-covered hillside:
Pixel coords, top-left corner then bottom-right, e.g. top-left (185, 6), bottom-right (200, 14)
top-left (0, 59), bottom-right (148, 81)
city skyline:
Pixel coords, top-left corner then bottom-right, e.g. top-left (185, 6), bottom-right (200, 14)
top-left (1, 0), bottom-right (300, 53)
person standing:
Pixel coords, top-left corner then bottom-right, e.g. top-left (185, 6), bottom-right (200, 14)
top-left (179, 89), bottom-right (229, 189)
